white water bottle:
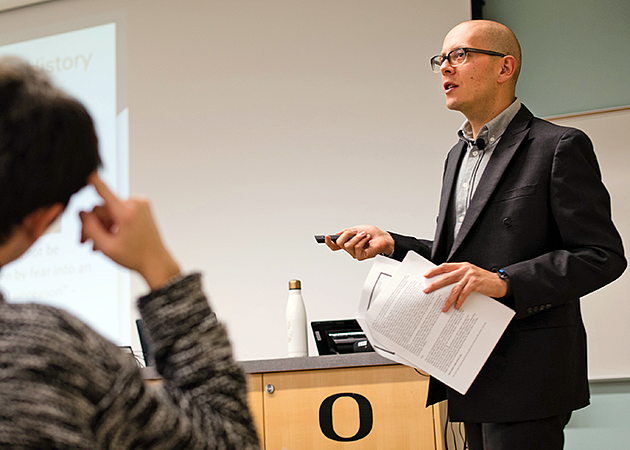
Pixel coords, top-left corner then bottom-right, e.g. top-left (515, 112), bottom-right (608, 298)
top-left (286, 279), bottom-right (308, 357)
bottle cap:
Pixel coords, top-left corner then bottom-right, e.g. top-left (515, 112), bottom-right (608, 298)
top-left (289, 279), bottom-right (301, 290)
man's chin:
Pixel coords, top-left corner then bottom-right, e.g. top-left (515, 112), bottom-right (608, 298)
top-left (444, 100), bottom-right (462, 112)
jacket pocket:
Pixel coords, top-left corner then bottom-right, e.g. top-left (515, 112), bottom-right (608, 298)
top-left (491, 184), bottom-right (537, 203)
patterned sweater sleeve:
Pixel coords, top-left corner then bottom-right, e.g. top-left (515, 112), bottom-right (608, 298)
top-left (93, 273), bottom-right (260, 449)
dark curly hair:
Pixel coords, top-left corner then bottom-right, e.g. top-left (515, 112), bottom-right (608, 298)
top-left (0, 56), bottom-right (101, 244)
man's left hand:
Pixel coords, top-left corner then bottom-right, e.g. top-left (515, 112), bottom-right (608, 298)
top-left (423, 262), bottom-right (508, 312)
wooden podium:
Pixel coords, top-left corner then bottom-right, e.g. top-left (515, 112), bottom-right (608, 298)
top-left (242, 353), bottom-right (449, 450)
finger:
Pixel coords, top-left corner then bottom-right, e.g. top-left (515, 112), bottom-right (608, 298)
top-left (79, 212), bottom-right (88, 243)
top-left (352, 234), bottom-right (373, 261)
top-left (89, 173), bottom-right (125, 213)
top-left (91, 205), bottom-right (115, 231)
top-left (343, 231), bottom-right (367, 259)
top-left (424, 262), bottom-right (457, 278)
top-left (324, 235), bottom-right (342, 251)
top-left (442, 282), bottom-right (463, 312)
top-left (345, 230), bottom-right (367, 245)
top-left (424, 273), bottom-right (457, 293)
top-left (335, 229), bottom-right (357, 247)
top-left (80, 211), bottom-right (112, 253)
top-left (79, 206), bottom-right (114, 245)
top-left (454, 289), bottom-right (469, 310)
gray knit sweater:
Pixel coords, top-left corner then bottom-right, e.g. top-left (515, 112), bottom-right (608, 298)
top-left (0, 273), bottom-right (260, 449)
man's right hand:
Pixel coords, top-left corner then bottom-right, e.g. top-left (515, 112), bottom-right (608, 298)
top-left (80, 173), bottom-right (181, 291)
top-left (324, 225), bottom-right (395, 261)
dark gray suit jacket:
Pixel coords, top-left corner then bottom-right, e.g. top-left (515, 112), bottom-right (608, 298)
top-left (390, 105), bottom-right (626, 423)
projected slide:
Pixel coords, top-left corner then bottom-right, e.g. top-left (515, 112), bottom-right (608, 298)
top-left (0, 23), bottom-right (130, 345)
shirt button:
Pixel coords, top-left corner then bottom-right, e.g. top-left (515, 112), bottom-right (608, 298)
top-left (472, 151), bottom-right (478, 157)
top-left (458, 216), bottom-right (465, 223)
top-left (462, 182), bottom-right (469, 188)
top-left (490, 137), bottom-right (496, 142)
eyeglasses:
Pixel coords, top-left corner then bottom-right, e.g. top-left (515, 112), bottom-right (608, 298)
top-left (430, 47), bottom-right (506, 73)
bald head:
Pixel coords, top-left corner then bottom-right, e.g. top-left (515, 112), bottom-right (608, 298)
top-left (439, 20), bottom-right (522, 131)
top-left (447, 20), bottom-right (522, 86)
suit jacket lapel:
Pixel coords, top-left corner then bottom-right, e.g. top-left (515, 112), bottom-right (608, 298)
top-left (431, 140), bottom-right (466, 262)
top-left (447, 106), bottom-right (533, 260)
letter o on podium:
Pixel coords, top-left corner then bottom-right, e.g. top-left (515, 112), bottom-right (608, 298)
top-left (319, 393), bottom-right (373, 442)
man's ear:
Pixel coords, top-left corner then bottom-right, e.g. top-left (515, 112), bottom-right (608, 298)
top-left (497, 55), bottom-right (517, 83)
top-left (22, 204), bottom-right (64, 241)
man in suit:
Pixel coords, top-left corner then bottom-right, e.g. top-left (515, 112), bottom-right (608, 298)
top-left (325, 20), bottom-right (626, 450)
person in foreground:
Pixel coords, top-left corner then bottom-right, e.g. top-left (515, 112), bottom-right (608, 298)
top-left (0, 56), bottom-right (260, 449)
top-left (325, 20), bottom-right (626, 450)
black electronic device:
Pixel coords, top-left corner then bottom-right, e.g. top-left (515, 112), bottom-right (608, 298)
top-left (314, 234), bottom-right (342, 244)
top-left (311, 319), bottom-right (374, 355)
top-left (136, 319), bottom-right (155, 367)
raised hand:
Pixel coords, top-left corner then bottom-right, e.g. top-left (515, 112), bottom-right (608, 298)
top-left (80, 173), bottom-right (181, 290)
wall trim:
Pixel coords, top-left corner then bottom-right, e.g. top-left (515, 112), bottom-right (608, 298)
top-left (546, 105), bottom-right (630, 122)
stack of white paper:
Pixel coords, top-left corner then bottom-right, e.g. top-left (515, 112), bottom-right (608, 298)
top-left (356, 252), bottom-right (515, 394)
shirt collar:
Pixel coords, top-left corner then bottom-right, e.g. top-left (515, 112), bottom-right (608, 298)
top-left (458, 98), bottom-right (522, 147)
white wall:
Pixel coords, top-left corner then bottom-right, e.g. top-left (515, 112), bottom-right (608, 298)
top-left (126, 0), bottom-right (470, 361)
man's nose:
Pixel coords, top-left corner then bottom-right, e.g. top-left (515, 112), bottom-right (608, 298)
top-left (441, 59), bottom-right (454, 74)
